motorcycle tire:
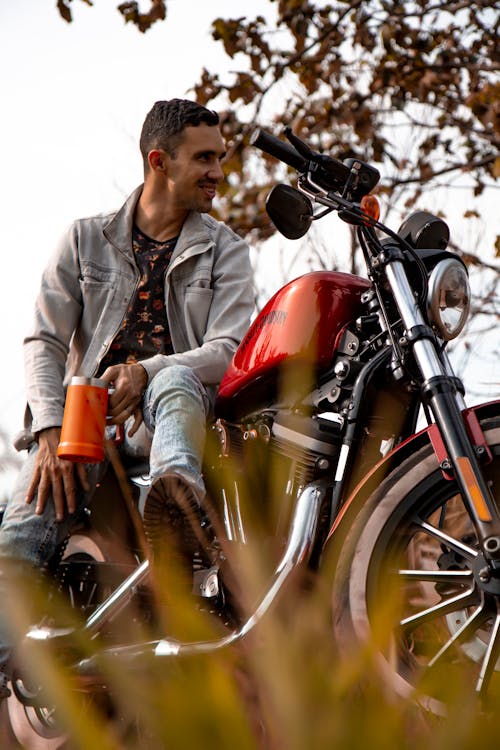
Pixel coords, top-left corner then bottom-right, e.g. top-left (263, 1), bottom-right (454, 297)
top-left (4, 532), bottom-right (136, 750)
top-left (332, 414), bottom-right (500, 716)
top-left (3, 466), bottom-right (145, 748)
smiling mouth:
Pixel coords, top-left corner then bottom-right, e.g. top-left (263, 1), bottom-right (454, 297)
top-left (200, 182), bottom-right (217, 199)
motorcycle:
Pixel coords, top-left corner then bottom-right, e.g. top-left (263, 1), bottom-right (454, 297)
top-left (4, 126), bottom-right (499, 746)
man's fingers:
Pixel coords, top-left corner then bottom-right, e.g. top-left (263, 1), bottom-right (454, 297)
top-left (109, 399), bottom-right (142, 426)
top-left (28, 451), bottom-right (86, 521)
top-left (61, 466), bottom-right (77, 516)
top-left (49, 478), bottom-right (66, 522)
top-left (102, 363), bottom-right (147, 416)
top-left (127, 409), bottom-right (144, 438)
top-left (108, 391), bottom-right (129, 417)
top-left (25, 466), bottom-right (41, 505)
top-left (99, 365), bottom-right (119, 386)
top-left (35, 470), bottom-right (52, 516)
top-left (77, 463), bottom-right (90, 492)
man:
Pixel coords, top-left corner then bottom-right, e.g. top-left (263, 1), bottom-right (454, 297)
top-left (0, 99), bottom-right (254, 697)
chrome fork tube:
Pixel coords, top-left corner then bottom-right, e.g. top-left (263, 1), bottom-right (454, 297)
top-left (385, 259), bottom-right (500, 555)
top-left (440, 346), bottom-right (468, 411)
top-left (385, 261), bottom-right (444, 381)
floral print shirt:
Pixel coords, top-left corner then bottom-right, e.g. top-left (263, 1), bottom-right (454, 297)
top-left (99, 225), bottom-right (177, 371)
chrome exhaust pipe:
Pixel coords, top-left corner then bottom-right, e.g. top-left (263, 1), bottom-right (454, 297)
top-left (74, 480), bottom-right (326, 672)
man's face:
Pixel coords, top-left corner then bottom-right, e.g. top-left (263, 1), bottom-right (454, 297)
top-left (165, 124), bottom-right (226, 213)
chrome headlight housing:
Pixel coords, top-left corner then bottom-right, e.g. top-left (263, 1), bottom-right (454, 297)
top-left (427, 258), bottom-right (470, 341)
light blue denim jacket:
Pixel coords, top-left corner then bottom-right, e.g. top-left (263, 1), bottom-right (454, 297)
top-left (21, 185), bottom-right (254, 440)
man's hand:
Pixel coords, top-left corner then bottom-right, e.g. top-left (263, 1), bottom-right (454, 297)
top-left (26, 427), bottom-right (90, 521)
top-left (100, 363), bottom-right (148, 438)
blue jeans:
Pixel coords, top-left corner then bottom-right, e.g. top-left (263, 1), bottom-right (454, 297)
top-left (0, 365), bottom-right (209, 695)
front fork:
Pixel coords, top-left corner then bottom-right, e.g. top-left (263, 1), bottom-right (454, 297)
top-left (385, 260), bottom-right (500, 566)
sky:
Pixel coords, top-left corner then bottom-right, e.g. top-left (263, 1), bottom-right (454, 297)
top-left (0, 0), bottom-right (275, 491)
top-left (0, 0), bottom-right (498, 494)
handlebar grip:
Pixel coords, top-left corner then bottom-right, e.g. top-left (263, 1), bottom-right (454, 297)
top-left (250, 129), bottom-right (308, 173)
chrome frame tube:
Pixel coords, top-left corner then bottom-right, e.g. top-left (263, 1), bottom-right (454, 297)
top-left (221, 487), bottom-right (236, 541)
top-left (232, 481), bottom-right (247, 544)
top-left (83, 558), bottom-right (150, 635)
top-left (221, 481), bottom-right (247, 544)
top-left (25, 559), bottom-right (151, 652)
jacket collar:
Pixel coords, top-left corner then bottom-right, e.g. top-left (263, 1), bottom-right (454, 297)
top-left (103, 185), bottom-right (213, 264)
top-left (103, 185), bottom-right (143, 262)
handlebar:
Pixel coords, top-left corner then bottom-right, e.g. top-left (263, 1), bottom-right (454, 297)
top-left (250, 127), bottom-right (380, 200)
top-left (249, 129), bottom-right (308, 173)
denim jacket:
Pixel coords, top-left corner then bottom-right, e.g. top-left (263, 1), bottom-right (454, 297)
top-left (20, 186), bottom-right (254, 440)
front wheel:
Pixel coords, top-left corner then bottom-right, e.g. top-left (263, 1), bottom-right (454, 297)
top-left (332, 416), bottom-right (500, 715)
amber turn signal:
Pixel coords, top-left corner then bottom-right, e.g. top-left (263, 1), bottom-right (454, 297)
top-left (360, 194), bottom-right (380, 223)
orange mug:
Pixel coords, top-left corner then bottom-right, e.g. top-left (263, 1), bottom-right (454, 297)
top-left (57, 377), bottom-right (109, 463)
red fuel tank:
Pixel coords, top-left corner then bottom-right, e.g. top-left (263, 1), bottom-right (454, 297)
top-left (216, 271), bottom-right (370, 419)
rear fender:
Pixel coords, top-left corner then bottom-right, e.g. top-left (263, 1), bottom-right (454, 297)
top-left (327, 398), bottom-right (500, 541)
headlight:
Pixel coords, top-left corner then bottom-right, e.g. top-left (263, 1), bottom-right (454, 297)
top-left (427, 258), bottom-right (470, 340)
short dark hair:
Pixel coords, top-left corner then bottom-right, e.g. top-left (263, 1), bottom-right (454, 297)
top-left (139, 99), bottom-right (220, 167)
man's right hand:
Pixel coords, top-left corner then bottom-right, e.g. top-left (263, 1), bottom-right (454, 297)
top-left (25, 427), bottom-right (90, 522)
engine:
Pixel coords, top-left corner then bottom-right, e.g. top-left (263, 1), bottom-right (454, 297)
top-left (208, 408), bottom-right (343, 544)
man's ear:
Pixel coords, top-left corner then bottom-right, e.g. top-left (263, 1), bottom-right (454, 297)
top-left (148, 149), bottom-right (169, 173)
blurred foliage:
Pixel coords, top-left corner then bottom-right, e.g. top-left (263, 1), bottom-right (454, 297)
top-left (191, 0), bottom-right (499, 252)
top-left (53, 1), bottom-right (499, 312)
top-left (2, 428), bottom-right (500, 747)
top-left (191, 0), bottom-right (499, 366)
top-left (56, 0), bottom-right (166, 33)
top-left (3, 540), bottom-right (500, 749)
top-left (55, 1), bottom-right (499, 252)
top-left (28, 2), bottom-right (499, 745)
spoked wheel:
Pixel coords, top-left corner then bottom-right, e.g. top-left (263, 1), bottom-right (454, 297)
top-left (5, 532), bottom-right (137, 749)
top-left (6, 687), bottom-right (68, 750)
top-left (332, 416), bottom-right (500, 715)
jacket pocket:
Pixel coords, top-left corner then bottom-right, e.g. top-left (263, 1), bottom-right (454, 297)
top-left (79, 261), bottom-right (125, 288)
top-left (184, 287), bottom-right (213, 346)
top-left (77, 264), bottom-right (133, 347)
top-left (78, 275), bottom-right (117, 321)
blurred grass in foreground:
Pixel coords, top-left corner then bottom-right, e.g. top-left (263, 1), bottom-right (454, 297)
top-left (1, 534), bottom-right (499, 750)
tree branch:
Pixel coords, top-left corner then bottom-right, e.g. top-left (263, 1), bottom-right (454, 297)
top-left (387, 154), bottom-right (497, 188)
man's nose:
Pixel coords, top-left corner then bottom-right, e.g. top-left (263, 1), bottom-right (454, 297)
top-left (208, 160), bottom-right (224, 182)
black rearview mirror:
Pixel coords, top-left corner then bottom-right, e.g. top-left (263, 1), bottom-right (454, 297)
top-left (266, 184), bottom-right (313, 240)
